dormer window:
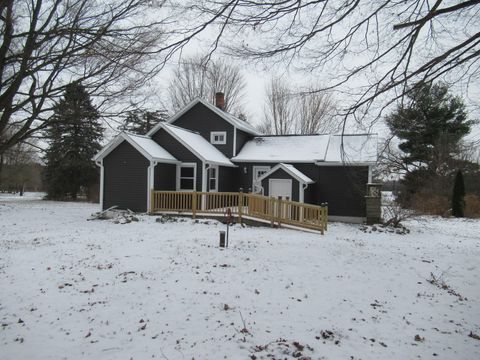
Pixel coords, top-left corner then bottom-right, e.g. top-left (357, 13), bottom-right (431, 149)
top-left (210, 131), bottom-right (227, 145)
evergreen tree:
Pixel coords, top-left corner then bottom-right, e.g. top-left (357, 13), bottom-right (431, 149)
top-left (44, 82), bottom-right (103, 200)
top-left (385, 82), bottom-right (474, 206)
top-left (386, 82), bottom-right (472, 172)
top-left (452, 170), bottom-right (466, 217)
top-left (120, 109), bottom-right (168, 135)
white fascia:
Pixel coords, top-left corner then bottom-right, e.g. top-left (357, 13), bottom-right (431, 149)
top-left (233, 127), bottom-right (237, 157)
top-left (95, 160), bottom-right (104, 210)
top-left (147, 161), bottom-right (158, 212)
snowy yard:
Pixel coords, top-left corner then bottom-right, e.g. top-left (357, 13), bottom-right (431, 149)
top-left (1, 196), bottom-right (479, 359)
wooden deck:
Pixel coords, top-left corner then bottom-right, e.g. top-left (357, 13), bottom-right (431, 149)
top-left (150, 191), bottom-right (328, 234)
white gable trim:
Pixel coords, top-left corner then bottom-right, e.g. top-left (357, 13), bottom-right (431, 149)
top-left (93, 132), bottom-right (179, 164)
top-left (257, 163), bottom-right (314, 184)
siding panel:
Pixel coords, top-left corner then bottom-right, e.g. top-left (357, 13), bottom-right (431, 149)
top-left (154, 163), bottom-right (176, 190)
top-left (171, 103), bottom-right (235, 158)
top-left (316, 166), bottom-right (368, 217)
top-left (103, 141), bottom-right (149, 212)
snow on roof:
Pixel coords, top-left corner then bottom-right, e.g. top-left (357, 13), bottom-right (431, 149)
top-left (324, 134), bottom-right (377, 163)
top-left (160, 123), bottom-right (236, 167)
top-left (93, 132), bottom-right (178, 163)
top-left (257, 163), bottom-right (314, 184)
top-left (232, 135), bottom-right (331, 163)
top-left (147, 98), bottom-right (262, 137)
top-left (232, 134), bottom-right (377, 164)
top-left (126, 133), bottom-right (177, 162)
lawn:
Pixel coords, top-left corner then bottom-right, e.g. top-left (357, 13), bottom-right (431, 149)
top-left (1, 196), bottom-right (479, 359)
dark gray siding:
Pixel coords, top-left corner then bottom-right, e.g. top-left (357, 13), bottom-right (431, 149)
top-left (103, 141), bottom-right (149, 212)
top-left (152, 129), bottom-right (203, 191)
top-left (235, 129), bottom-right (253, 156)
top-left (218, 166), bottom-right (240, 192)
top-left (154, 163), bottom-right (176, 190)
top-left (261, 168), bottom-right (300, 201)
top-left (317, 166), bottom-right (368, 217)
top-left (171, 102), bottom-right (235, 158)
top-left (234, 161), bottom-right (368, 217)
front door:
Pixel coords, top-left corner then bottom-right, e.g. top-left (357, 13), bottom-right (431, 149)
top-left (269, 179), bottom-right (292, 200)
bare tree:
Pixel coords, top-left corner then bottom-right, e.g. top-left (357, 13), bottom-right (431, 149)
top-left (261, 77), bottom-right (295, 135)
top-left (181, 0), bottom-right (480, 125)
top-left (0, 0), bottom-right (224, 156)
top-left (260, 77), bottom-right (339, 135)
top-left (0, 129), bottom-right (39, 194)
top-left (295, 90), bottom-right (339, 134)
top-left (169, 55), bottom-right (246, 113)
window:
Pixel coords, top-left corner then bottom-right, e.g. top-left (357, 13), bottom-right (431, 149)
top-left (210, 131), bottom-right (227, 145)
top-left (177, 163), bottom-right (196, 191)
top-left (208, 166), bottom-right (218, 192)
top-left (252, 166), bottom-right (271, 193)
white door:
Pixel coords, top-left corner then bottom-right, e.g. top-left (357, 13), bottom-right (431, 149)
top-left (269, 179), bottom-right (292, 200)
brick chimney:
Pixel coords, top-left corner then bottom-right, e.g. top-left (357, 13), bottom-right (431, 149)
top-left (215, 92), bottom-right (225, 110)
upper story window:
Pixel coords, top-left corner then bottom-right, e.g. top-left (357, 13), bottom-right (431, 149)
top-left (210, 131), bottom-right (227, 145)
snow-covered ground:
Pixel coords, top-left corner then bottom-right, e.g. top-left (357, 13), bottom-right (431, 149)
top-left (1, 198), bottom-right (479, 359)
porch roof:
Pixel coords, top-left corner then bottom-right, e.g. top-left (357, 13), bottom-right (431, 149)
top-left (257, 163), bottom-right (314, 184)
top-left (93, 132), bottom-right (178, 163)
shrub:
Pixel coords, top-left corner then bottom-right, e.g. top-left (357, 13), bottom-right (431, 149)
top-left (410, 193), bottom-right (450, 215)
top-left (465, 195), bottom-right (480, 218)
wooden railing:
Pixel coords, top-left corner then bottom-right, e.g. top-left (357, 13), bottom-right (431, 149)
top-left (150, 191), bottom-right (328, 234)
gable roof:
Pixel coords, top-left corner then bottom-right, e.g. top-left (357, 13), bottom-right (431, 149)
top-left (257, 163), bottom-right (314, 184)
top-left (93, 132), bottom-right (178, 163)
top-left (231, 134), bottom-right (331, 163)
top-left (158, 123), bottom-right (236, 167)
top-left (147, 98), bottom-right (262, 137)
top-left (232, 133), bottom-right (377, 164)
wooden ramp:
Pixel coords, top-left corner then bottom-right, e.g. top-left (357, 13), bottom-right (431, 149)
top-left (150, 191), bottom-right (328, 234)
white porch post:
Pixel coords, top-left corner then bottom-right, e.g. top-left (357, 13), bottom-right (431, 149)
top-left (96, 160), bottom-right (104, 210)
top-left (201, 162), bottom-right (209, 211)
top-left (147, 161), bottom-right (158, 212)
top-left (299, 182), bottom-right (304, 203)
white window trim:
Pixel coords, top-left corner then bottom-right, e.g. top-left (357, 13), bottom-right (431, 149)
top-left (176, 163), bottom-right (197, 191)
top-left (210, 131), bottom-right (227, 145)
top-left (252, 166), bottom-right (271, 193)
top-left (208, 165), bottom-right (219, 192)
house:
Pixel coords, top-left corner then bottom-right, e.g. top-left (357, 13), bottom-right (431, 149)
top-left (94, 93), bottom-right (377, 222)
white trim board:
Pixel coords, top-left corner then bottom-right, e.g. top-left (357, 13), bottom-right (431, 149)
top-left (176, 163), bottom-right (197, 191)
top-left (252, 166), bottom-right (271, 192)
top-left (210, 131), bottom-right (227, 144)
top-left (93, 132), bottom-right (179, 164)
top-left (257, 163), bottom-right (314, 184)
